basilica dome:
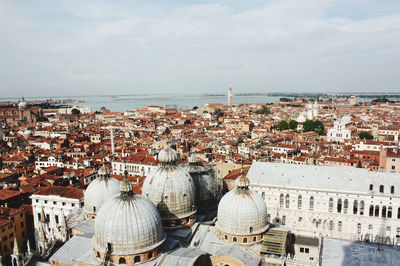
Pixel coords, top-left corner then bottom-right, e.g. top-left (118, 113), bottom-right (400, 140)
top-left (84, 165), bottom-right (120, 219)
top-left (216, 169), bottom-right (268, 245)
top-left (93, 172), bottom-right (165, 264)
top-left (142, 146), bottom-right (197, 230)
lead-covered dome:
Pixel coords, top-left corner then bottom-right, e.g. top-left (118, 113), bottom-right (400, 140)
top-left (142, 146), bottom-right (197, 230)
top-left (84, 166), bottom-right (120, 219)
top-left (216, 170), bottom-right (268, 244)
top-left (93, 173), bottom-right (165, 264)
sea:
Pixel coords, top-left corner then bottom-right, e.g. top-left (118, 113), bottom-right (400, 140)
top-left (0, 94), bottom-right (282, 112)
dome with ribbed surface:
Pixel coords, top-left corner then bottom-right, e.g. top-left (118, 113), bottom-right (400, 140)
top-left (216, 173), bottom-right (267, 236)
top-left (158, 146), bottom-right (178, 163)
top-left (93, 193), bottom-right (165, 255)
top-left (84, 176), bottom-right (120, 216)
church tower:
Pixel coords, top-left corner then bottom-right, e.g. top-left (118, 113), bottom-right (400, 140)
top-left (228, 86), bottom-right (232, 106)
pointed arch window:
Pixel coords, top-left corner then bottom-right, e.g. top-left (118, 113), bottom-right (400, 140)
top-left (309, 196), bottom-right (314, 211)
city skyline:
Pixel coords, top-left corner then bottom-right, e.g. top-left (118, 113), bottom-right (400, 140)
top-left (1, 0), bottom-right (400, 97)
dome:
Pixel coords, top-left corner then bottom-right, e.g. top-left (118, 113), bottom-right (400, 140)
top-left (216, 172), bottom-right (268, 243)
top-left (84, 176), bottom-right (120, 217)
top-left (93, 175), bottom-right (165, 263)
top-left (158, 146), bottom-right (178, 163)
top-left (142, 147), bottom-right (197, 229)
top-left (18, 101), bottom-right (27, 109)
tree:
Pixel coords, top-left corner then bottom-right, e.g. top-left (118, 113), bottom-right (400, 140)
top-left (359, 131), bottom-right (373, 140)
top-left (314, 120), bottom-right (325, 135)
top-left (184, 119), bottom-right (192, 125)
top-left (71, 108), bottom-right (80, 115)
top-left (303, 119), bottom-right (314, 132)
top-left (277, 120), bottom-right (289, 131)
top-left (288, 120), bottom-right (298, 130)
top-left (255, 105), bottom-right (271, 115)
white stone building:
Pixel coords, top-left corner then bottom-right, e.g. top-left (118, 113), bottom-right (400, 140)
top-left (327, 116), bottom-right (352, 142)
top-left (247, 161), bottom-right (400, 245)
top-left (31, 186), bottom-right (84, 246)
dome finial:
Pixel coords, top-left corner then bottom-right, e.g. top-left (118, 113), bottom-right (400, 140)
top-left (158, 145), bottom-right (178, 165)
top-left (120, 170), bottom-right (133, 195)
top-left (235, 159), bottom-right (249, 190)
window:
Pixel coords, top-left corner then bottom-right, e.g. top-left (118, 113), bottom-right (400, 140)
top-left (134, 256), bottom-right (140, 263)
top-left (55, 215), bottom-right (59, 224)
top-left (357, 223), bottom-right (361, 234)
top-left (119, 258), bottom-right (126, 264)
top-left (285, 194), bottom-right (290, 208)
top-left (261, 192), bottom-right (265, 200)
top-left (253, 236), bottom-right (257, 242)
top-left (344, 199), bottom-right (348, 214)
top-left (398, 207), bottom-right (400, 219)
top-left (391, 186), bottom-right (395, 194)
top-left (392, 166), bottom-right (396, 170)
top-left (300, 247), bottom-right (304, 253)
top-left (329, 220), bottom-right (334, 230)
top-left (369, 184), bottom-right (373, 191)
top-left (329, 198), bottom-right (333, 212)
top-left (53, 201), bottom-right (56, 205)
top-left (382, 206), bottom-right (387, 218)
top-left (380, 185), bottom-right (384, 193)
top-left (337, 199), bottom-right (342, 213)
top-left (233, 237), bottom-right (237, 242)
top-left (309, 196), bottom-right (314, 211)
top-left (243, 238), bottom-right (247, 243)
top-left (298, 195), bottom-right (302, 209)
top-left (338, 221), bottom-right (342, 232)
top-left (148, 252), bottom-right (153, 259)
top-left (224, 235), bottom-right (228, 240)
top-left (20, 222), bottom-right (24, 228)
top-left (375, 205), bottom-right (380, 217)
top-left (282, 215), bottom-right (286, 225)
top-left (249, 227), bottom-right (253, 233)
top-left (369, 205), bottom-right (374, 216)
top-left (305, 248), bottom-right (309, 253)
top-left (388, 207), bottom-right (392, 218)
top-left (280, 194), bottom-right (284, 208)
top-left (353, 200), bottom-right (358, 214)
top-left (360, 201), bottom-right (365, 215)
top-left (267, 214), bottom-right (270, 223)
top-left (71, 203), bottom-right (75, 207)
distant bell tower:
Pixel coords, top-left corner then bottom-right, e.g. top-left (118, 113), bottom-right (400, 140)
top-left (228, 86), bottom-right (232, 106)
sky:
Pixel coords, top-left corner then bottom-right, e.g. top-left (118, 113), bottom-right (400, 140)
top-left (0, 0), bottom-right (400, 97)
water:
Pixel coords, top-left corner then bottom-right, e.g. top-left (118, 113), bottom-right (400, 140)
top-left (0, 94), bottom-right (281, 112)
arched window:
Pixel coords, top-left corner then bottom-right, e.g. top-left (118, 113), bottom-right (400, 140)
top-left (267, 214), bottom-right (270, 223)
top-left (119, 258), bottom-right (126, 264)
top-left (338, 221), bottom-right (342, 232)
top-left (233, 237), bottom-right (237, 242)
top-left (148, 252), bottom-right (153, 259)
top-left (391, 186), bottom-right (395, 194)
top-left (360, 201), bottom-right (365, 215)
top-left (344, 199), bottom-right (348, 214)
top-left (329, 220), bottom-right (334, 230)
top-left (357, 223), bottom-right (361, 234)
top-left (261, 192), bottom-right (265, 200)
top-left (285, 194), bottom-right (290, 208)
top-left (224, 235), bottom-right (228, 240)
top-left (382, 206), bottom-right (387, 218)
top-left (249, 227), bottom-right (253, 233)
top-left (298, 195), bottom-right (302, 209)
top-left (388, 207), bottom-right (392, 218)
top-left (375, 205), bottom-right (380, 217)
top-left (329, 198), bottom-right (333, 212)
top-left (369, 205), bottom-right (374, 216)
top-left (309, 196), bottom-right (314, 211)
top-left (253, 236), bottom-right (257, 242)
top-left (369, 184), bottom-right (373, 191)
top-left (243, 238), bottom-right (248, 243)
top-left (280, 194), bottom-right (284, 208)
top-left (353, 200), bottom-right (358, 214)
top-left (96, 252), bottom-right (100, 258)
top-left (397, 207), bottom-right (400, 219)
top-left (282, 215), bottom-right (286, 225)
top-left (134, 256), bottom-right (140, 263)
top-left (380, 185), bottom-right (384, 193)
top-left (337, 199), bottom-right (342, 213)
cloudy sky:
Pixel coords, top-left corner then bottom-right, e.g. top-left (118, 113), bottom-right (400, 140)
top-left (0, 0), bottom-right (399, 97)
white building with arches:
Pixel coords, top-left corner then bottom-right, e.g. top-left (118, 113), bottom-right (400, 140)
top-left (247, 161), bottom-right (400, 245)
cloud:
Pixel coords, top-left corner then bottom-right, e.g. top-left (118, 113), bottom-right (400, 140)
top-left (0, 0), bottom-right (399, 97)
